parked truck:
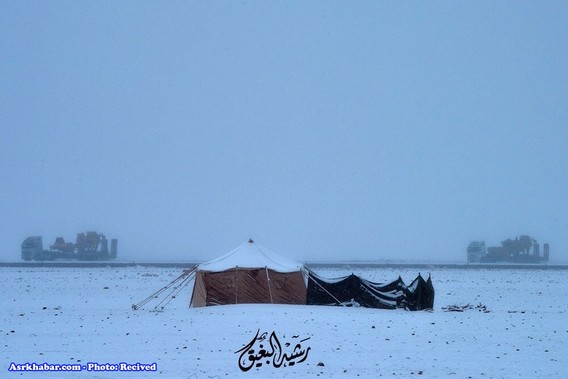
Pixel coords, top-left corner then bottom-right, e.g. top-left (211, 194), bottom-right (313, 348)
top-left (21, 232), bottom-right (117, 261)
top-left (467, 235), bottom-right (549, 263)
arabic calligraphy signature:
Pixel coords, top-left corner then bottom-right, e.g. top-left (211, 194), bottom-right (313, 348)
top-left (235, 329), bottom-right (264, 372)
top-left (235, 329), bottom-right (311, 371)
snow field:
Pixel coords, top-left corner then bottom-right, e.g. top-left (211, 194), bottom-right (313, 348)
top-left (1, 266), bottom-right (566, 378)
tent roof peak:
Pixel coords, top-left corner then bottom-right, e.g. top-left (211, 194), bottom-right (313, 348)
top-left (197, 240), bottom-right (303, 273)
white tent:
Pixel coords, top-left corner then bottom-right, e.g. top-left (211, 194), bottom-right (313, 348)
top-left (190, 240), bottom-right (306, 307)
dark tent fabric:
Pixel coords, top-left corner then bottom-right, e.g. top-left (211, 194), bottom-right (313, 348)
top-left (306, 272), bottom-right (406, 309)
top-left (306, 271), bottom-right (434, 311)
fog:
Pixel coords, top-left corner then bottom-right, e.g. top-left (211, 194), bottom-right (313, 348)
top-left (2, 2), bottom-right (567, 263)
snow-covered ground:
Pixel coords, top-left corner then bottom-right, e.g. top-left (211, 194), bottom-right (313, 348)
top-left (2, 266), bottom-right (567, 378)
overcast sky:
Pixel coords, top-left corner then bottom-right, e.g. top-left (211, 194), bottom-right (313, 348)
top-left (1, 2), bottom-right (567, 263)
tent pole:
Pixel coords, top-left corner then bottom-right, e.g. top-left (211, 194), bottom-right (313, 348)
top-left (235, 266), bottom-right (238, 304)
top-left (265, 267), bottom-right (274, 304)
top-left (303, 268), bottom-right (344, 306)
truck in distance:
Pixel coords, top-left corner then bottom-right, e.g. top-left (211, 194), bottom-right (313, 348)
top-left (467, 235), bottom-right (549, 264)
top-left (21, 232), bottom-right (117, 261)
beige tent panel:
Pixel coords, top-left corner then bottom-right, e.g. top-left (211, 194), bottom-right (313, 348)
top-left (191, 271), bottom-right (208, 307)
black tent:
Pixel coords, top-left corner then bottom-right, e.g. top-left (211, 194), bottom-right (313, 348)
top-left (306, 271), bottom-right (434, 311)
top-left (404, 273), bottom-right (435, 311)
